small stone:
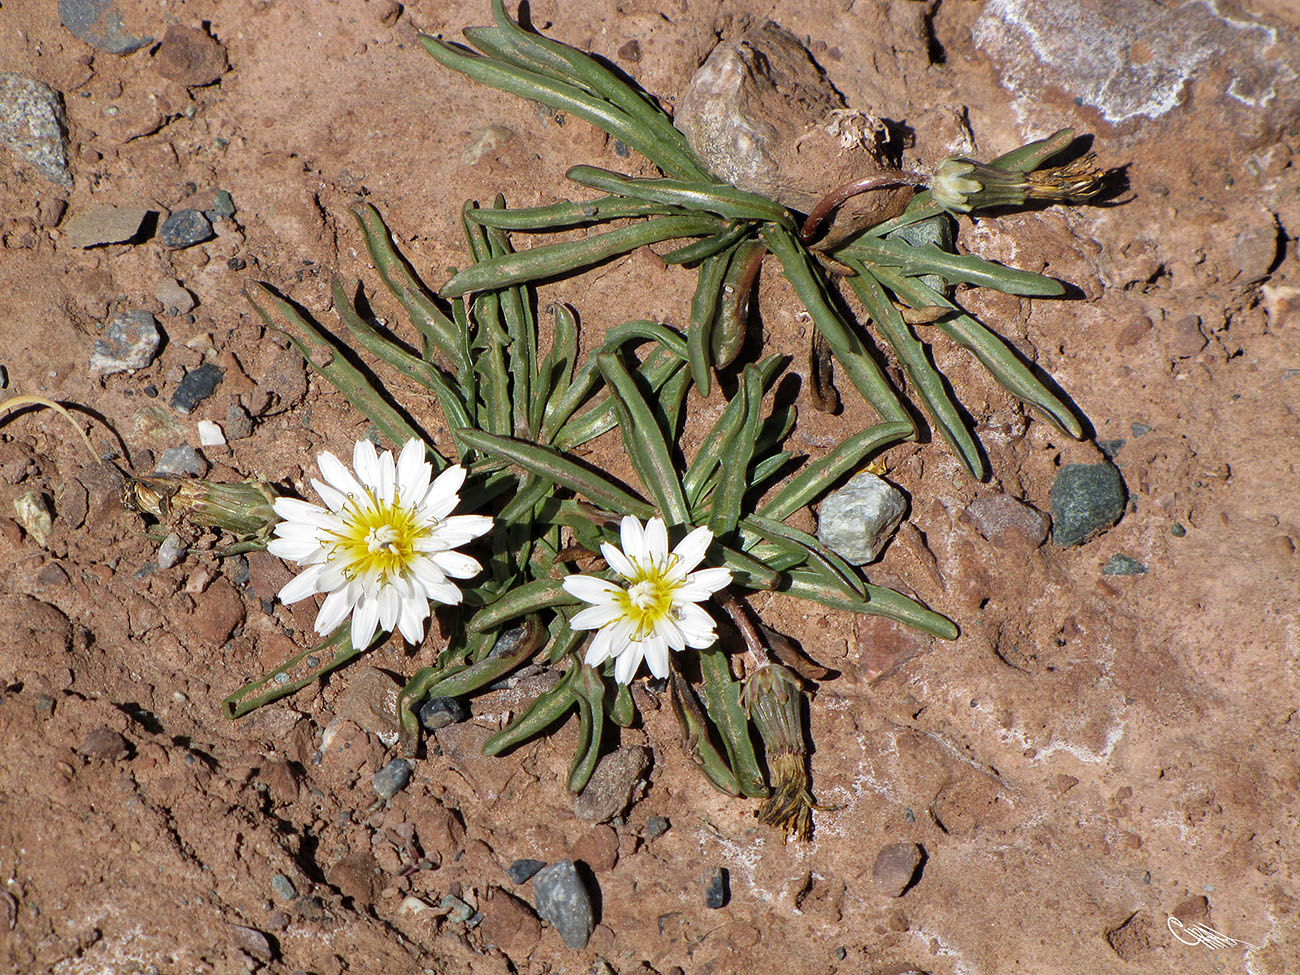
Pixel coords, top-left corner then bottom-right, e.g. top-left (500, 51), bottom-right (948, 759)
top-left (63, 205), bottom-right (150, 247)
top-left (90, 311), bottom-right (162, 375)
top-left (155, 278), bottom-right (196, 315)
top-left (418, 696), bottom-right (468, 731)
top-left (1115, 317), bottom-right (1152, 350)
top-left (573, 745), bottom-right (650, 823)
top-left (208, 189), bottom-right (236, 219)
top-left (79, 726), bottom-right (129, 761)
top-left (964, 494), bottom-right (1049, 548)
top-left (479, 887), bottom-right (541, 955)
top-left (872, 842), bottom-right (923, 897)
top-left (1096, 438), bottom-right (1125, 459)
top-left (1228, 218), bottom-right (1280, 283)
top-left (271, 873), bottom-right (297, 902)
top-left (154, 445), bottom-right (207, 477)
top-left (532, 859), bottom-right (595, 950)
top-left (817, 471), bottom-right (908, 564)
top-left (160, 208), bottom-right (215, 249)
top-left (506, 859), bottom-right (546, 884)
top-left (1170, 523), bottom-right (1186, 537)
top-left (440, 894), bottom-right (474, 924)
top-left (372, 758), bottom-right (413, 800)
top-left (157, 531), bottom-right (187, 569)
top-left (617, 39), bottom-right (642, 62)
top-left (1168, 315), bottom-right (1207, 357)
top-left (1049, 463), bottom-right (1126, 547)
top-left (58, 0), bottom-right (151, 54)
top-left (170, 362), bottom-right (224, 413)
top-left (152, 25), bottom-right (228, 86)
top-left (0, 74), bottom-right (72, 187)
top-left (645, 815), bottom-right (670, 839)
top-left (225, 402), bottom-right (254, 440)
top-left (12, 491), bottom-right (53, 547)
top-left (1131, 421), bottom-right (1153, 437)
top-left (326, 851), bottom-right (380, 907)
top-left (703, 867), bottom-right (728, 909)
top-left (336, 666), bottom-right (402, 743)
top-left (229, 925), bottom-right (274, 963)
top-left (460, 124), bottom-right (514, 165)
top-left (196, 420), bottom-right (225, 447)
top-left (191, 577), bottom-right (244, 645)
top-left (1102, 554), bottom-right (1148, 575)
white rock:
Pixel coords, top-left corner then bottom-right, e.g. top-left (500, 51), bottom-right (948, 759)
top-left (816, 471), bottom-right (908, 564)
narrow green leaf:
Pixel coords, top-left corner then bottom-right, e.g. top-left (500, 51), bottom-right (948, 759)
top-left (781, 567), bottom-right (958, 639)
top-left (708, 366), bottom-right (764, 538)
top-left (759, 420), bottom-right (912, 522)
top-left (482, 200), bottom-right (536, 436)
top-left (567, 165), bottom-right (793, 228)
top-left (608, 680), bottom-right (636, 727)
top-left (483, 665), bottom-right (580, 756)
top-left (713, 238), bottom-right (765, 368)
top-left (739, 513), bottom-right (866, 597)
top-left (221, 623), bottom-right (370, 719)
top-left (245, 282), bottom-right (428, 449)
top-left (468, 578), bottom-right (577, 632)
top-left (534, 302), bottom-right (578, 435)
top-left (659, 222), bottom-right (753, 267)
top-left (686, 250), bottom-right (731, 395)
top-left (464, 194), bottom-right (682, 230)
top-left (698, 648), bottom-right (769, 798)
top-left (838, 237), bottom-right (1065, 296)
top-left (865, 193), bottom-right (945, 240)
top-left (990, 127), bottom-right (1075, 173)
top-left (350, 204), bottom-right (463, 369)
top-left (762, 226), bottom-right (911, 426)
top-left (441, 214), bottom-right (723, 297)
top-left (596, 352), bottom-right (691, 525)
top-left (845, 262), bottom-right (986, 479)
top-left (669, 671), bottom-right (741, 796)
top-left (567, 665), bottom-right (607, 793)
top-left (871, 267), bottom-right (1083, 438)
top-left (459, 428), bottom-right (654, 518)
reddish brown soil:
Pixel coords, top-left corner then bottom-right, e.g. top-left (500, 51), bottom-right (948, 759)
top-left (2, 1), bottom-right (1298, 973)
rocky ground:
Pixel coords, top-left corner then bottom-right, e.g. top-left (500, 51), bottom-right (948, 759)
top-left (1, 0), bottom-right (1298, 973)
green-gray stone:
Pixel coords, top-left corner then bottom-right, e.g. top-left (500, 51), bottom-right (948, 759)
top-left (1049, 463), bottom-right (1126, 547)
top-left (1102, 554), bottom-right (1147, 575)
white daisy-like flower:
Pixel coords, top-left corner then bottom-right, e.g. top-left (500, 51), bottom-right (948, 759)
top-left (562, 515), bottom-right (732, 684)
top-left (267, 438), bottom-right (492, 650)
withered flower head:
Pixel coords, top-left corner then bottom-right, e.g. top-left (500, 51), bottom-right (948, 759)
top-left (932, 154), bottom-right (1104, 214)
top-left (743, 662), bottom-right (816, 841)
top-left (123, 476), bottom-right (279, 540)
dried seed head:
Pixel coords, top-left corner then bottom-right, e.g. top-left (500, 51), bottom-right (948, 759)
top-left (124, 476), bottom-right (279, 539)
top-left (932, 154), bottom-right (1104, 214)
top-left (743, 663), bottom-right (817, 841)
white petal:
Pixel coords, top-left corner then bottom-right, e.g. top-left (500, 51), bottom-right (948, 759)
top-left (318, 451), bottom-right (365, 500)
top-left (309, 477), bottom-right (349, 513)
top-left (267, 537), bottom-right (325, 563)
top-left (411, 557), bottom-right (449, 591)
top-left (315, 586), bottom-right (357, 634)
top-left (677, 566), bottom-right (733, 599)
top-left (272, 496), bottom-right (331, 525)
top-left (423, 464), bottom-right (467, 517)
top-left (352, 439), bottom-right (381, 489)
top-left (278, 565), bottom-right (324, 603)
top-left (562, 574), bottom-right (620, 603)
top-left (316, 561), bottom-right (350, 593)
top-left (643, 517), bottom-right (669, 566)
top-left (426, 514), bottom-right (493, 547)
top-left (430, 550), bottom-right (482, 579)
top-left (669, 525), bottom-right (713, 577)
top-left (396, 598), bottom-right (428, 645)
top-left (600, 541), bottom-right (638, 580)
top-left (424, 580), bottom-right (463, 605)
top-left (350, 597), bottom-right (381, 649)
top-left (655, 614), bottom-right (687, 653)
top-left (641, 634), bottom-right (671, 679)
top-left (584, 627), bottom-right (616, 667)
top-left (619, 515), bottom-right (645, 564)
top-left (374, 447), bottom-right (397, 504)
top-left (377, 585), bottom-right (401, 631)
top-left (570, 603), bottom-right (624, 631)
top-left (396, 439), bottom-right (432, 503)
top-left (614, 641), bottom-right (646, 684)
top-left (676, 602), bottom-right (719, 647)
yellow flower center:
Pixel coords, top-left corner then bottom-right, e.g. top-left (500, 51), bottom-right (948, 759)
top-left (326, 491), bottom-right (429, 583)
top-left (613, 559), bottom-right (679, 640)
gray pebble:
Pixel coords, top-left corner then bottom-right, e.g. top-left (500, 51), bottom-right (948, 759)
top-left (506, 858), bottom-right (546, 884)
top-left (573, 745), bottom-right (650, 823)
top-left (224, 403), bottom-right (254, 440)
top-left (418, 696), bottom-right (468, 732)
top-left (703, 866), bottom-right (728, 909)
top-left (1131, 421), bottom-right (1154, 437)
top-left (58, 0), bottom-right (151, 54)
top-left (270, 873), bottom-right (297, 902)
top-left (1102, 554), bottom-right (1148, 575)
top-left (90, 310), bottom-right (161, 375)
top-left (160, 208), bottom-right (215, 248)
top-left (207, 189), bottom-right (236, 219)
top-left (63, 204), bottom-right (150, 247)
top-left (817, 470), bottom-right (908, 564)
top-left (0, 74), bottom-right (72, 188)
top-left (79, 726), bottom-right (129, 761)
top-left (154, 445), bottom-right (207, 477)
top-left (170, 362), bottom-right (224, 414)
top-left (872, 842), bottom-right (923, 897)
top-left (371, 758), bottom-right (413, 800)
top-left (1170, 523), bottom-right (1186, 538)
top-left (440, 894), bottom-right (474, 923)
top-left (1049, 463), bottom-right (1126, 547)
top-left (155, 278), bottom-right (196, 315)
top-left (1096, 438), bottom-right (1125, 459)
top-left (645, 815), bottom-right (670, 839)
top-left (156, 531), bottom-right (187, 569)
top-left (228, 924), bottom-right (274, 963)
top-left (532, 859), bottom-right (594, 949)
